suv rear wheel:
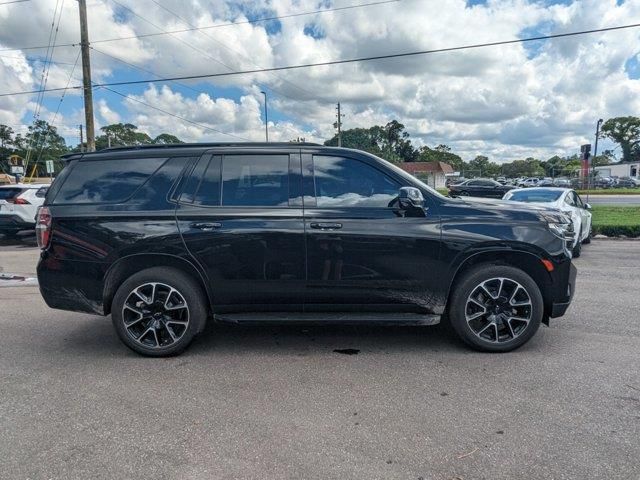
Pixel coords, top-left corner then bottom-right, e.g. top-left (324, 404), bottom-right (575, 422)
top-left (111, 267), bottom-right (207, 356)
top-left (449, 265), bottom-right (543, 352)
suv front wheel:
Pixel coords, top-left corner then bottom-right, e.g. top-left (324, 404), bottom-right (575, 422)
top-left (449, 265), bottom-right (543, 352)
top-left (111, 267), bottom-right (207, 356)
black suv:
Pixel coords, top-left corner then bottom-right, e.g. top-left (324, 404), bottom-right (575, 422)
top-left (36, 143), bottom-right (576, 356)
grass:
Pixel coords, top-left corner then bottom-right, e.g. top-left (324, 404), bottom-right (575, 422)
top-left (576, 188), bottom-right (640, 195)
top-left (590, 205), bottom-right (640, 238)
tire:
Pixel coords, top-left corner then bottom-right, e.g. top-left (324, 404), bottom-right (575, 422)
top-left (111, 267), bottom-right (208, 357)
top-left (459, 190), bottom-right (469, 196)
top-left (572, 237), bottom-right (582, 258)
top-left (448, 264), bottom-right (543, 352)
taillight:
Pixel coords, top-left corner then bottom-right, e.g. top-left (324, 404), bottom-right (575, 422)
top-left (36, 206), bottom-right (52, 250)
top-left (14, 197), bottom-right (30, 205)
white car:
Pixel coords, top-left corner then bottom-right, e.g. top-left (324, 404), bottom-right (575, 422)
top-left (0, 184), bottom-right (49, 237)
top-left (518, 177), bottom-right (539, 188)
top-left (502, 187), bottom-right (592, 257)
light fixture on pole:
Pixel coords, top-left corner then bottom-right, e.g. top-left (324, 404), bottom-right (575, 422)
top-left (260, 91), bottom-right (268, 142)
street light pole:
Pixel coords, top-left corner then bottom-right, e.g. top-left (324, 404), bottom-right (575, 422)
top-left (260, 91), bottom-right (268, 142)
top-left (587, 119), bottom-right (604, 205)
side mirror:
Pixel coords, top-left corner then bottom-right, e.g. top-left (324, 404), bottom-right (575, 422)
top-left (398, 186), bottom-right (424, 209)
top-left (584, 203), bottom-right (592, 210)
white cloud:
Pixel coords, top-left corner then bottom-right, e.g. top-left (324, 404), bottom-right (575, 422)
top-left (1, 0), bottom-right (640, 161)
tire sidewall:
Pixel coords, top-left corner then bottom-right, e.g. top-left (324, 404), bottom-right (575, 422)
top-left (111, 267), bottom-right (207, 356)
top-left (449, 265), bottom-right (544, 352)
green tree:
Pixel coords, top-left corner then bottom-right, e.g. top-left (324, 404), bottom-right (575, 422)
top-left (467, 155), bottom-right (500, 177)
top-left (324, 120), bottom-right (416, 163)
top-left (0, 125), bottom-right (15, 173)
top-left (96, 123), bottom-right (152, 150)
top-left (152, 133), bottom-right (183, 144)
top-left (416, 144), bottom-right (466, 171)
top-left (601, 116), bottom-right (640, 162)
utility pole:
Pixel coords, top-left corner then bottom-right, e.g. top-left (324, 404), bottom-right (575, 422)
top-left (334, 102), bottom-right (344, 147)
top-left (78, 0), bottom-right (95, 152)
top-left (79, 124), bottom-right (84, 152)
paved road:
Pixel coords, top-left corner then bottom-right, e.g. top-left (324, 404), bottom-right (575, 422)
top-left (0, 238), bottom-right (639, 479)
top-left (583, 194), bottom-right (640, 205)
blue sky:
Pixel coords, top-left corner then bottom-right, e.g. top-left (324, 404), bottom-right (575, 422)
top-left (1, 0), bottom-right (639, 162)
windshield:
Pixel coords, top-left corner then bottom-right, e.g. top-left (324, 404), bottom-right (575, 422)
top-left (506, 190), bottom-right (563, 203)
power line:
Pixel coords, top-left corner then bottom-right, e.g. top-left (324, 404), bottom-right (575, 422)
top-left (147, 0), bottom-right (315, 99)
top-left (90, 46), bottom-right (201, 94)
top-left (0, 0), bottom-right (30, 5)
top-left (100, 86), bottom-right (250, 141)
top-left (2, 22), bottom-right (638, 98)
top-left (0, 0), bottom-right (399, 52)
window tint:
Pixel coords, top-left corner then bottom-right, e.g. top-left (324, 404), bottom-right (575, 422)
top-left (564, 193), bottom-right (576, 206)
top-left (35, 186), bottom-right (49, 198)
top-left (194, 156), bottom-right (221, 206)
top-left (54, 157), bottom-right (167, 204)
top-left (313, 156), bottom-right (400, 208)
top-left (222, 154), bottom-right (289, 207)
top-left (0, 188), bottom-right (23, 200)
top-left (130, 157), bottom-right (191, 208)
top-left (574, 192), bottom-right (584, 208)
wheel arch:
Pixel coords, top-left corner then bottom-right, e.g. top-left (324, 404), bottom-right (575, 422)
top-left (445, 248), bottom-right (555, 322)
top-left (103, 253), bottom-right (212, 316)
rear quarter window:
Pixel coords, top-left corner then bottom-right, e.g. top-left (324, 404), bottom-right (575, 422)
top-left (53, 157), bottom-right (167, 204)
top-left (0, 188), bottom-right (23, 200)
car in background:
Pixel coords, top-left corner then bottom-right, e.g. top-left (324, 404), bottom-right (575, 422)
top-left (447, 178), bottom-right (513, 198)
top-left (593, 177), bottom-right (615, 189)
top-left (503, 187), bottom-right (592, 257)
top-left (0, 184), bottom-right (49, 237)
top-left (445, 176), bottom-right (465, 188)
top-left (614, 176), bottom-right (640, 188)
top-left (496, 176), bottom-right (507, 184)
top-left (553, 177), bottom-right (571, 188)
top-left (519, 177), bottom-right (539, 188)
top-left (537, 177), bottom-right (554, 187)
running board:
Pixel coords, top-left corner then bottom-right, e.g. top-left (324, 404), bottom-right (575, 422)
top-left (214, 312), bottom-right (441, 326)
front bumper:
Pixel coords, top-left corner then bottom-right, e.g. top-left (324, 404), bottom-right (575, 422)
top-left (549, 262), bottom-right (577, 318)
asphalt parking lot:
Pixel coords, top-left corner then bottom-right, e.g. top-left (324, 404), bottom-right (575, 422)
top-left (1, 235), bottom-right (639, 480)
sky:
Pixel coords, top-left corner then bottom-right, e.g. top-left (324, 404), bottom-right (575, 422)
top-left (1, 0), bottom-right (639, 163)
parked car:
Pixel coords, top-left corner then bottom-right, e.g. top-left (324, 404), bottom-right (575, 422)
top-left (593, 177), bottom-right (615, 189)
top-left (0, 184), bottom-right (49, 237)
top-left (614, 176), bottom-right (640, 188)
top-left (447, 178), bottom-right (513, 198)
top-left (503, 187), bottom-right (592, 257)
top-left (519, 177), bottom-right (540, 188)
top-left (37, 144), bottom-right (576, 356)
top-left (552, 178), bottom-right (571, 188)
top-left (496, 176), bottom-right (507, 184)
top-left (445, 176), bottom-right (464, 188)
top-left (537, 177), bottom-right (554, 187)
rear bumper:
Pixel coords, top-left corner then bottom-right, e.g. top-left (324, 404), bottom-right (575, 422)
top-left (549, 262), bottom-right (577, 318)
top-left (37, 253), bottom-right (107, 315)
top-left (0, 214), bottom-right (34, 230)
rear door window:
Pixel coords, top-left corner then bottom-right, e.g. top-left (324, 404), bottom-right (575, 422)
top-left (221, 154), bottom-right (289, 207)
top-left (53, 157), bottom-right (167, 204)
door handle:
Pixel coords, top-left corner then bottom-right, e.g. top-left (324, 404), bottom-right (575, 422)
top-left (191, 222), bottom-right (222, 231)
top-left (310, 222), bottom-right (342, 230)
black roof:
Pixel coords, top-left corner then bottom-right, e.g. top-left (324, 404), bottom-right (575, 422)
top-left (62, 142), bottom-right (323, 160)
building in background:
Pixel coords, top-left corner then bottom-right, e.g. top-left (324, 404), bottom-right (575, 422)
top-left (400, 161), bottom-right (454, 189)
top-left (594, 161), bottom-right (639, 178)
